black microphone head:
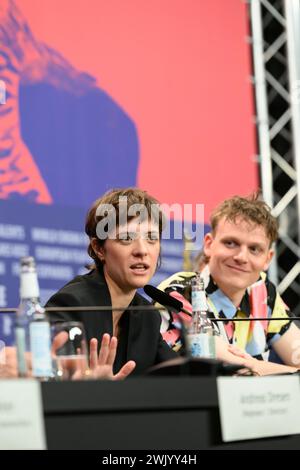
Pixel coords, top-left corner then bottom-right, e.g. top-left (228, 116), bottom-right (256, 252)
top-left (144, 284), bottom-right (183, 313)
top-left (144, 284), bottom-right (189, 359)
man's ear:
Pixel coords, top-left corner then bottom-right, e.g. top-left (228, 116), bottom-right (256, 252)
top-left (263, 248), bottom-right (274, 271)
top-left (203, 232), bottom-right (214, 257)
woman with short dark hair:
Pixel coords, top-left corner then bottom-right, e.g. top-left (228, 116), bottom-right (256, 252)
top-left (46, 187), bottom-right (176, 378)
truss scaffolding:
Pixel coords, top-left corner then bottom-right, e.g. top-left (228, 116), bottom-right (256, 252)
top-left (250, 0), bottom-right (300, 313)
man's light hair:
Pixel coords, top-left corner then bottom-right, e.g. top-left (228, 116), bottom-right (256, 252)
top-left (210, 193), bottom-right (278, 245)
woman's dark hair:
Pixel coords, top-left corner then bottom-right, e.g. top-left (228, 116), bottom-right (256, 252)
top-left (85, 187), bottom-right (164, 270)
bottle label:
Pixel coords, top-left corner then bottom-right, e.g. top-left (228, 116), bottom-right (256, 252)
top-left (20, 271), bottom-right (40, 299)
top-left (30, 322), bottom-right (52, 378)
top-left (15, 327), bottom-right (27, 376)
top-left (191, 290), bottom-right (208, 312)
top-left (188, 333), bottom-right (215, 359)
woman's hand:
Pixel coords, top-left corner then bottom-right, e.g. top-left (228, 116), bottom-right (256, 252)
top-left (0, 347), bottom-right (18, 378)
top-left (0, 347), bottom-right (31, 378)
top-left (89, 334), bottom-right (136, 380)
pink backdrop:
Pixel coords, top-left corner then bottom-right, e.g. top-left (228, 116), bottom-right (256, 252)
top-left (18, 0), bottom-right (257, 219)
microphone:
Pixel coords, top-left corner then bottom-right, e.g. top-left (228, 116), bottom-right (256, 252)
top-left (143, 284), bottom-right (191, 316)
top-left (144, 284), bottom-right (190, 356)
top-left (144, 284), bottom-right (244, 377)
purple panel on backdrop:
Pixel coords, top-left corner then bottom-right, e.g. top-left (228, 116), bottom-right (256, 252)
top-left (19, 83), bottom-right (139, 207)
top-left (0, 200), bottom-right (88, 344)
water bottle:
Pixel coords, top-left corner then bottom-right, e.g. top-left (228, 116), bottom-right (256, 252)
top-left (187, 273), bottom-right (216, 359)
top-left (15, 257), bottom-right (52, 379)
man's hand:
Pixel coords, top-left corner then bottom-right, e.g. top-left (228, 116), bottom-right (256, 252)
top-left (227, 344), bottom-right (252, 360)
top-left (89, 334), bottom-right (136, 380)
top-left (215, 336), bottom-right (249, 366)
top-left (243, 357), bottom-right (298, 376)
top-left (214, 336), bottom-right (298, 376)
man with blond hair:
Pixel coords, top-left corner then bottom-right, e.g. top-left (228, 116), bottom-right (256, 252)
top-left (159, 194), bottom-right (300, 374)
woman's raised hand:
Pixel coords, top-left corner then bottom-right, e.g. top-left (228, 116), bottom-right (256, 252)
top-left (89, 334), bottom-right (136, 380)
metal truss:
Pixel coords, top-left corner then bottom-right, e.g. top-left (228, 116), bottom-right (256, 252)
top-left (250, 0), bottom-right (300, 314)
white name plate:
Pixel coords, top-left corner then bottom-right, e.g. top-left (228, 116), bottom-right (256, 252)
top-left (217, 375), bottom-right (300, 442)
top-left (0, 379), bottom-right (46, 450)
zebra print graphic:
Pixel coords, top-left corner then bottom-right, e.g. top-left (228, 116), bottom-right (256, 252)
top-left (0, 0), bottom-right (96, 203)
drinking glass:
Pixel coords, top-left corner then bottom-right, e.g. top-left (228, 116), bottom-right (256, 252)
top-left (51, 321), bottom-right (89, 380)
